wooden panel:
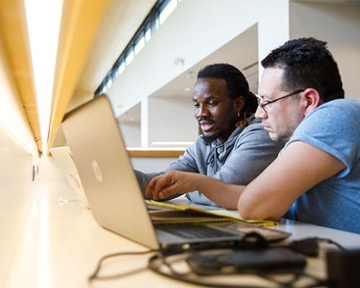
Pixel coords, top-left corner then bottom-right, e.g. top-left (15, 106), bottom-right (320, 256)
top-left (0, 0), bottom-right (41, 153)
top-left (127, 149), bottom-right (185, 158)
top-left (47, 0), bottom-right (112, 155)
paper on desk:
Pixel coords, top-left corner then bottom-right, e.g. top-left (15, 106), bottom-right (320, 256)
top-left (146, 200), bottom-right (278, 227)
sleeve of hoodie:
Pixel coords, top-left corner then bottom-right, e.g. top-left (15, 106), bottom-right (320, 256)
top-left (134, 137), bottom-right (204, 196)
top-left (211, 119), bottom-right (283, 185)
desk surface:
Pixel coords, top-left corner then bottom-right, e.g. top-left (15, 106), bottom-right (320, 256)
top-left (6, 158), bottom-right (360, 288)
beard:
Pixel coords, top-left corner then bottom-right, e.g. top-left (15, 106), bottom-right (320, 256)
top-left (201, 131), bottom-right (221, 145)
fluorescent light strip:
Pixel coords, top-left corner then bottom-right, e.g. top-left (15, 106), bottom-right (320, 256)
top-left (24, 0), bottom-right (63, 155)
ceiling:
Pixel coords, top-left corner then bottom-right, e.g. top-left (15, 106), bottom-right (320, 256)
top-left (66, 0), bottom-right (157, 127)
top-left (110, 16), bottom-right (260, 125)
top-left (117, 39), bottom-right (259, 123)
top-left (0, 0), bottom-right (156, 155)
top-left (75, 0), bottom-right (157, 95)
top-left (55, 0), bottom-right (260, 127)
top-left (2, 0), bottom-right (360, 155)
top-left (60, 0), bottom-right (157, 130)
top-left (84, 0), bottom-right (360, 125)
top-left (80, 0), bottom-right (360, 125)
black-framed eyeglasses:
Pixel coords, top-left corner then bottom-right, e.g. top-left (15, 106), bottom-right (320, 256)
top-left (256, 89), bottom-right (306, 113)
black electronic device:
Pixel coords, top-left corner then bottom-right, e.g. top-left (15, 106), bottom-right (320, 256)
top-left (186, 247), bottom-right (306, 275)
top-left (326, 249), bottom-right (360, 288)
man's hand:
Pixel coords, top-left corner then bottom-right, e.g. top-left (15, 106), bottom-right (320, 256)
top-left (145, 170), bottom-right (199, 200)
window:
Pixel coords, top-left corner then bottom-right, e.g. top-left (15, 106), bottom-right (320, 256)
top-left (95, 0), bottom-right (180, 96)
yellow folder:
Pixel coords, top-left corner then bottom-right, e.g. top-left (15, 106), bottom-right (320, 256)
top-left (146, 200), bottom-right (278, 227)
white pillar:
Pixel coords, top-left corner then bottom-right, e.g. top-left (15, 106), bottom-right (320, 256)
top-left (258, 0), bottom-right (290, 79)
top-left (140, 98), bottom-right (149, 147)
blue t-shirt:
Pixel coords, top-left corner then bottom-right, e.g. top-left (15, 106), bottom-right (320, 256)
top-left (284, 99), bottom-right (360, 234)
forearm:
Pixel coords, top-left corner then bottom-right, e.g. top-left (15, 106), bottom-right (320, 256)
top-left (192, 175), bottom-right (245, 209)
top-left (237, 142), bottom-right (346, 221)
top-left (147, 171), bottom-right (245, 210)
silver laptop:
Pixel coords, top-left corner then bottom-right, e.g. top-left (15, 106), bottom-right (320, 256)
top-left (61, 94), bottom-right (290, 250)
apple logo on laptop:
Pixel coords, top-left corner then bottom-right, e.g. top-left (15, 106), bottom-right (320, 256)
top-left (92, 160), bottom-right (103, 183)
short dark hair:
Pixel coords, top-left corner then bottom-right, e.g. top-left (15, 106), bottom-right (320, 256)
top-left (197, 63), bottom-right (258, 113)
top-left (261, 37), bottom-right (344, 102)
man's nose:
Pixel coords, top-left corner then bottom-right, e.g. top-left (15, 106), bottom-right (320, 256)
top-left (254, 105), bottom-right (266, 119)
top-left (196, 105), bottom-right (208, 117)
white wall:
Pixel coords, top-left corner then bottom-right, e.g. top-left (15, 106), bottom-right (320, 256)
top-left (148, 96), bottom-right (197, 145)
top-left (290, 2), bottom-right (360, 100)
top-left (131, 157), bottom-right (178, 173)
top-left (107, 0), bottom-right (258, 116)
top-left (258, 0), bottom-right (290, 77)
top-left (0, 21), bottom-right (39, 287)
top-left (120, 122), bottom-right (141, 147)
top-left (0, 151), bottom-right (35, 287)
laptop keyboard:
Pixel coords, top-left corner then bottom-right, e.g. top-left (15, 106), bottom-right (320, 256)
top-left (156, 224), bottom-right (238, 239)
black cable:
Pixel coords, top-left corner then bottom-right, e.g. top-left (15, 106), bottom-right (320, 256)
top-left (88, 249), bottom-right (156, 281)
top-left (148, 252), bottom-right (328, 288)
top-left (258, 270), bottom-right (330, 288)
top-left (88, 236), bottom-right (346, 286)
top-left (287, 237), bottom-right (347, 257)
top-left (148, 252), bottom-right (269, 288)
top-left (317, 237), bottom-right (347, 251)
top-left (147, 236), bottom-right (348, 288)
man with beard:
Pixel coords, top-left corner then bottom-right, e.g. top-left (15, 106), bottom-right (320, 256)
top-left (135, 63), bottom-right (283, 207)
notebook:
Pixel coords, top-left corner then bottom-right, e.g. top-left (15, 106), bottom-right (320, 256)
top-left (61, 94), bottom-right (290, 250)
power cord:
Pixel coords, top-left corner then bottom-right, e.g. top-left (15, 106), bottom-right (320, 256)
top-left (147, 248), bottom-right (328, 288)
top-left (287, 237), bottom-right (347, 257)
top-left (87, 236), bottom-right (348, 287)
top-left (88, 249), bottom-right (155, 281)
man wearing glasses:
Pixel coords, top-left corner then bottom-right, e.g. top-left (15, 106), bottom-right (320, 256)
top-left (146, 37), bottom-right (360, 234)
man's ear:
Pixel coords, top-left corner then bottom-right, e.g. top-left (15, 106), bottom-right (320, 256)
top-left (235, 96), bottom-right (245, 112)
top-left (303, 88), bottom-right (321, 114)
